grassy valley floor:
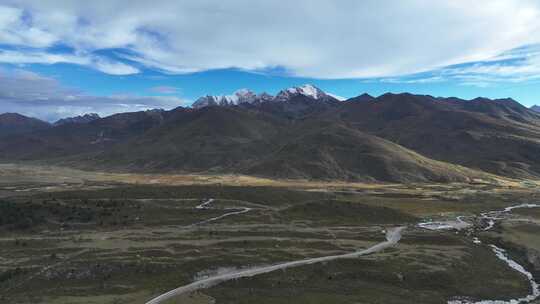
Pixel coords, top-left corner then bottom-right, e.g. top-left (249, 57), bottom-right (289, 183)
top-left (0, 163), bottom-right (539, 303)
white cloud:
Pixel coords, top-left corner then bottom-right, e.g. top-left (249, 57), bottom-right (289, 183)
top-left (381, 76), bottom-right (446, 84)
top-left (0, 50), bottom-right (86, 65)
top-left (0, 6), bottom-right (58, 47)
top-left (443, 55), bottom-right (540, 83)
top-left (149, 86), bottom-right (179, 94)
top-left (374, 44), bottom-right (540, 87)
top-left (0, 69), bottom-right (187, 121)
top-left (0, 1), bottom-right (539, 78)
top-left (93, 57), bottom-right (139, 75)
top-left (0, 49), bottom-right (139, 75)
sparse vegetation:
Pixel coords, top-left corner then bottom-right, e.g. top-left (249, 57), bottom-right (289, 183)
top-left (0, 179), bottom-right (538, 304)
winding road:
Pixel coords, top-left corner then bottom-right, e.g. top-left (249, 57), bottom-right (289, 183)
top-left (145, 226), bottom-right (405, 304)
top-left (189, 198), bottom-right (253, 227)
top-left (147, 199), bottom-right (539, 304)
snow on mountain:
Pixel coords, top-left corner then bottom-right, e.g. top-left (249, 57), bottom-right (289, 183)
top-left (327, 93), bottom-right (346, 101)
top-left (257, 92), bottom-right (274, 102)
top-left (275, 84), bottom-right (329, 101)
top-left (192, 89), bottom-right (259, 109)
top-left (227, 88), bottom-right (258, 105)
top-left (191, 84), bottom-right (338, 108)
top-left (54, 113), bottom-right (100, 126)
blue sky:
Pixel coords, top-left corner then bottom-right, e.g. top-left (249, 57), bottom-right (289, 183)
top-left (1, 1), bottom-right (540, 121)
top-left (25, 58), bottom-right (540, 103)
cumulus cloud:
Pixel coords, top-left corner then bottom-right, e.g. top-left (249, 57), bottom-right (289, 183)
top-left (0, 69), bottom-right (187, 121)
top-left (0, 1), bottom-right (539, 78)
top-left (0, 6), bottom-right (57, 47)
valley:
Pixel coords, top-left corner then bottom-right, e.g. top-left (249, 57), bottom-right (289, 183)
top-left (1, 164), bottom-right (540, 304)
top-left (2, 87), bottom-right (540, 304)
top-left (2, 2), bottom-right (540, 303)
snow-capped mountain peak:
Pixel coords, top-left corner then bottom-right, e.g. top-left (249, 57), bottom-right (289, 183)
top-left (192, 89), bottom-right (258, 108)
top-left (257, 92), bottom-right (274, 102)
top-left (231, 89), bottom-right (257, 104)
top-left (54, 113), bottom-right (100, 126)
top-left (275, 84), bottom-right (330, 101)
top-left (288, 84), bottom-right (322, 98)
top-left (192, 85), bottom-right (337, 109)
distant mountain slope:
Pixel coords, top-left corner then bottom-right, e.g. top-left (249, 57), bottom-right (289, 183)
top-left (86, 108), bottom-right (485, 183)
top-left (345, 93), bottom-right (375, 103)
top-left (54, 113), bottom-right (100, 126)
top-left (88, 106), bottom-right (284, 171)
top-left (244, 122), bottom-right (485, 182)
top-left (336, 93), bottom-right (540, 178)
top-left (0, 109), bottom-right (168, 160)
top-left (0, 113), bottom-right (50, 136)
top-left (2, 86), bottom-right (540, 182)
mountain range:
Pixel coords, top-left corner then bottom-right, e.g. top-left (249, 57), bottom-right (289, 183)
top-left (0, 112), bottom-right (102, 136)
top-left (2, 84), bottom-right (540, 183)
top-left (191, 84), bottom-right (338, 108)
top-left (54, 113), bottom-right (101, 126)
top-left (0, 113), bottom-right (51, 136)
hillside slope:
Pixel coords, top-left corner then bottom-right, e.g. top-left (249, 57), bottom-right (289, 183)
top-left (87, 106), bottom-right (284, 172)
top-left (87, 108), bottom-right (488, 183)
top-left (0, 113), bottom-right (50, 136)
top-left (245, 122), bottom-right (486, 182)
top-left (2, 88), bottom-right (540, 182)
top-left (336, 93), bottom-right (540, 178)
top-left (0, 110), bottom-right (168, 160)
